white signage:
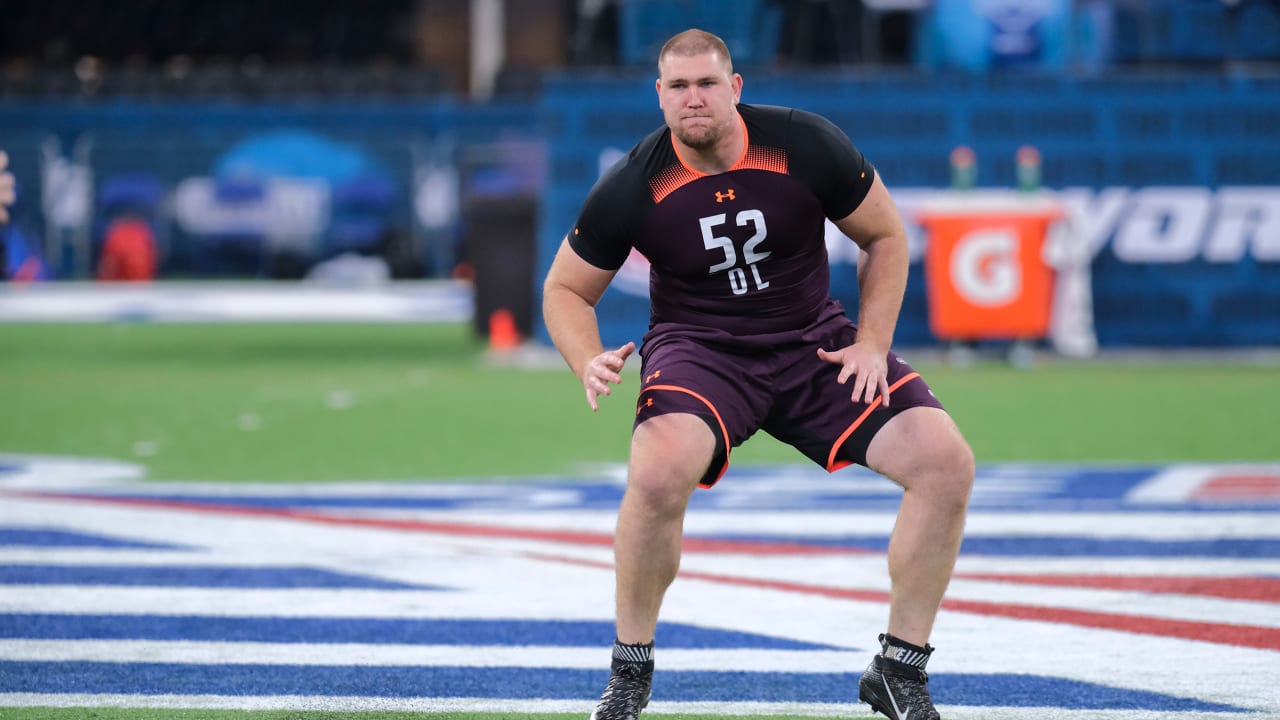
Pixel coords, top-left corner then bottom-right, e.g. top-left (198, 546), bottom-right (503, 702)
top-left (950, 227), bottom-right (1022, 306)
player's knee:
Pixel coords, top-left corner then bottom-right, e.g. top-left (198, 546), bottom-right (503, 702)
top-left (622, 458), bottom-right (706, 520)
top-left (626, 422), bottom-right (712, 513)
top-left (948, 439), bottom-right (976, 497)
top-left (899, 431), bottom-right (974, 509)
top-left (927, 435), bottom-right (975, 507)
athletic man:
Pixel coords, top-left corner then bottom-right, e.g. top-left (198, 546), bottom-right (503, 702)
top-left (542, 29), bottom-right (975, 720)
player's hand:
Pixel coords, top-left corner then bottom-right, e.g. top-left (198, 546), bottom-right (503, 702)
top-left (0, 151), bottom-right (14, 225)
top-left (817, 342), bottom-right (891, 406)
top-left (582, 341), bottom-right (636, 411)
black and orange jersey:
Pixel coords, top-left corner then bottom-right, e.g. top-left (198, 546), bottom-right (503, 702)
top-left (569, 103), bottom-right (875, 346)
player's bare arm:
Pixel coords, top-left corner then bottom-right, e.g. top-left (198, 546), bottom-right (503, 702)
top-left (819, 174), bottom-right (910, 405)
top-left (542, 238), bottom-right (635, 411)
top-left (0, 151), bottom-right (15, 225)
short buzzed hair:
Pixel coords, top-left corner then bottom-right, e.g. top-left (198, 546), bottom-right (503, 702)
top-left (658, 29), bottom-right (733, 74)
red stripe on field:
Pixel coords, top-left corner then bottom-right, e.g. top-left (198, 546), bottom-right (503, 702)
top-left (525, 551), bottom-right (898, 604)
top-left (17, 489), bottom-right (1278, 651)
top-left (1193, 475), bottom-right (1280, 500)
top-left (8, 490), bottom-right (855, 557)
top-left (525, 551), bottom-right (1280, 650)
top-left (955, 572), bottom-right (1280, 602)
top-left (938, 598), bottom-right (1280, 651)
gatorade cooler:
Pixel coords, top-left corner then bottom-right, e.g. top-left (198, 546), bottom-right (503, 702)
top-left (918, 192), bottom-right (1063, 340)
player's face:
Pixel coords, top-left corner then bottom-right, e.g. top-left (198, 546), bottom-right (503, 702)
top-left (656, 52), bottom-right (741, 151)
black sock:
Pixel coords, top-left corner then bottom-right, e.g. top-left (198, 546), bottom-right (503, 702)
top-left (612, 638), bottom-right (654, 665)
top-left (879, 632), bottom-right (933, 670)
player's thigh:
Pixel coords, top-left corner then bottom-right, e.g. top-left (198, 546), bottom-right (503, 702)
top-left (635, 337), bottom-right (773, 487)
top-left (765, 339), bottom-right (944, 470)
top-left (865, 406), bottom-right (975, 498)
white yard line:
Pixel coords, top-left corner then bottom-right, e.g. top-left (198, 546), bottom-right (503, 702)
top-left (0, 694), bottom-right (1258, 720)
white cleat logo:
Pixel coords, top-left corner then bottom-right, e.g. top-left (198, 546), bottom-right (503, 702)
top-left (883, 675), bottom-right (909, 720)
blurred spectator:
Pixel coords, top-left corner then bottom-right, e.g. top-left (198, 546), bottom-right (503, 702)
top-left (0, 150), bottom-right (11, 277)
top-left (860, 0), bottom-right (932, 65)
top-left (0, 151), bottom-right (14, 225)
top-left (773, 0), bottom-right (862, 65)
top-left (570, 0), bottom-right (621, 65)
top-left (0, 161), bottom-right (50, 283)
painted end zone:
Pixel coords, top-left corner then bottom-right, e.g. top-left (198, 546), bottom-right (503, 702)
top-left (0, 457), bottom-right (1276, 718)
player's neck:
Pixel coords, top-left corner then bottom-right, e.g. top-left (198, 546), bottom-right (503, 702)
top-left (673, 114), bottom-right (745, 175)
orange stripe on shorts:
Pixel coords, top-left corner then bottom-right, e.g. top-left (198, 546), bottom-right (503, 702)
top-left (639, 383), bottom-right (731, 487)
top-left (825, 372), bottom-right (920, 472)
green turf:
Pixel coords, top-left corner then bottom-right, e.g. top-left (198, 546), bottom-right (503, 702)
top-left (0, 322), bottom-right (632, 482)
top-left (913, 356), bottom-right (1280, 463)
top-left (0, 711), bottom-right (874, 720)
top-left (1, 322), bottom-right (1276, 482)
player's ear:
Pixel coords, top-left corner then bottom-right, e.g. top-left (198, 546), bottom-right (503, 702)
top-left (732, 73), bottom-right (742, 104)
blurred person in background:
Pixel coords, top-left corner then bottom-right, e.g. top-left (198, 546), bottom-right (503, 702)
top-left (1, 150), bottom-right (15, 277)
top-left (0, 151), bottom-right (14, 225)
top-left (0, 149), bottom-right (49, 282)
top-left (543, 28), bottom-right (974, 720)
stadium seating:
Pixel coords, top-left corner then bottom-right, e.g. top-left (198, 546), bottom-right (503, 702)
top-left (1110, 0), bottom-right (1280, 65)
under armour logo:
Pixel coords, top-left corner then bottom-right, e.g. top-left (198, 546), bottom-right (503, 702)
top-left (714, 189), bottom-right (735, 203)
top-left (645, 370), bottom-right (661, 383)
top-left (636, 397), bottom-right (654, 415)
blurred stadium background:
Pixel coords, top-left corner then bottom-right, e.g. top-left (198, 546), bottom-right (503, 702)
top-left (1, 0), bottom-right (1277, 349)
top-left (0, 0), bottom-right (1276, 470)
top-left (3, 0), bottom-right (1278, 468)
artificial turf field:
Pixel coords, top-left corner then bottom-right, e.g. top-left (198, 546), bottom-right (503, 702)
top-left (1, 322), bottom-right (1276, 720)
top-left (1, 322), bottom-right (1276, 482)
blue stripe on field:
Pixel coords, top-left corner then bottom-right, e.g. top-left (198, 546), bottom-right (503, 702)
top-left (52, 464), bottom-right (1280, 514)
top-left (0, 615), bottom-right (836, 649)
top-left (0, 565), bottom-right (434, 590)
top-left (0, 528), bottom-right (185, 550)
top-left (77, 494), bottom-right (518, 510)
top-left (708, 535), bottom-right (1280, 558)
top-left (0, 662), bottom-right (1242, 712)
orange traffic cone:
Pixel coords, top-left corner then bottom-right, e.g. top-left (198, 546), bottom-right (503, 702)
top-left (488, 308), bottom-right (522, 351)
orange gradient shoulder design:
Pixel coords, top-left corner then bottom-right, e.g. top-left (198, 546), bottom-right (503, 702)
top-left (648, 115), bottom-right (789, 203)
top-left (649, 163), bottom-right (704, 204)
top-left (734, 145), bottom-right (788, 175)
